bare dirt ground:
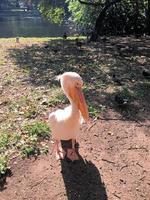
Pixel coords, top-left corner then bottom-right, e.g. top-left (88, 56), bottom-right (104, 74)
top-left (1, 114), bottom-right (150, 200)
top-left (0, 37), bottom-right (150, 200)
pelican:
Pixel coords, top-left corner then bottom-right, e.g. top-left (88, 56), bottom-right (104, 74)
top-left (49, 72), bottom-right (89, 161)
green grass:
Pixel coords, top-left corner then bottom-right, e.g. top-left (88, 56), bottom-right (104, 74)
top-left (23, 104), bottom-right (38, 119)
top-left (21, 143), bottom-right (40, 158)
top-left (115, 87), bottom-right (134, 103)
top-left (88, 105), bottom-right (100, 118)
top-left (0, 36), bottom-right (86, 44)
top-left (88, 104), bottom-right (106, 118)
top-left (0, 133), bottom-right (9, 152)
top-left (48, 87), bottom-right (68, 106)
top-left (20, 121), bottom-right (50, 158)
top-left (135, 82), bottom-right (150, 99)
top-left (0, 120), bottom-right (50, 167)
top-left (23, 121), bottom-right (50, 139)
top-left (0, 59), bottom-right (5, 66)
top-left (0, 154), bottom-right (8, 178)
top-left (0, 132), bottom-right (22, 154)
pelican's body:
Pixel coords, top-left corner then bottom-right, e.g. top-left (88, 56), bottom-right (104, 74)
top-left (48, 72), bottom-right (89, 160)
top-left (49, 104), bottom-right (81, 140)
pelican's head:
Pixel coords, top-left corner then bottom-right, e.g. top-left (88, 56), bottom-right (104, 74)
top-left (56, 72), bottom-right (89, 122)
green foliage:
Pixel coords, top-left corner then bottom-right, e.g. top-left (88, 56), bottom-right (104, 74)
top-left (0, 133), bottom-right (9, 152)
top-left (66, 0), bottom-right (99, 31)
top-left (21, 121), bottom-right (50, 158)
top-left (48, 87), bottom-right (67, 106)
top-left (22, 0), bottom-right (150, 35)
top-left (9, 96), bottom-right (38, 119)
top-left (102, 0), bottom-right (146, 35)
top-left (135, 82), bottom-right (150, 99)
top-left (24, 105), bottom-right (37, 119)
top-left (66, 0), bottom-right (147, 34)
top-left (116, 87), bottom-right (134, 102)
top-left (40, 145), bottom-right (49, 154)
top-left (38, 0), bottom-right (64, 24)
top-left (23, 121), bottom-right (50, 139)
top-left (88, 104), bottom-right (106, 118)
top-left (0, 132), bottom-right (22, 153)
top-left (0, 154), bottom-right (8, 177)
top-left (21, 144), bottom-right (40, 158)
top-left (26, 0), bottom-right (149, 35)
top-left (11, 133), bottom-right (22, 146)
top-left (88, 105), bottom-right (100, 118)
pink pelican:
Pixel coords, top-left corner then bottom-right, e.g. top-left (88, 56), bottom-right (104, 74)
top-left (49, 72), bottom-right (89, 161)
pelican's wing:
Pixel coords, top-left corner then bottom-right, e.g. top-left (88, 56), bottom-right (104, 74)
top-left (49, 109), bottom-right (63, 124)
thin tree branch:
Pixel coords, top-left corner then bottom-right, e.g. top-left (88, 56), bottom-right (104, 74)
top-left (77, 0), bottom-right (121, 7)
top-left (78, 0), bottom-right (103, 6)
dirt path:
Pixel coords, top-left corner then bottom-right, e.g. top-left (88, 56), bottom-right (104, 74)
top-left (1, 113), bottom-right (150, 200)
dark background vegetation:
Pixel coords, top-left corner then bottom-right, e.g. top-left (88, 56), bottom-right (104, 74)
top-left (1, 0), bottom-right (150, 37)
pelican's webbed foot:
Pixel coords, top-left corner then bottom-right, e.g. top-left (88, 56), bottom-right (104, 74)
top-left (66, 149), bottom-right (79, 161)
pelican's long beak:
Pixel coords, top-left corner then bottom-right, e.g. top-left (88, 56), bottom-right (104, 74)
top-left (69, 87), bottom-right (89, 122)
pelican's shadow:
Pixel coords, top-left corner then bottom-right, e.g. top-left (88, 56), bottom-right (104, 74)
top-left (60, 141), bottom-right (107, 200)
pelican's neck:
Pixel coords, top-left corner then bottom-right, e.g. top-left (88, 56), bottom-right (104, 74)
top-left (68, 97), bottom-right (80, 118)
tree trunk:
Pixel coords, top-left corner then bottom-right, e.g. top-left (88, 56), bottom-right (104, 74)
top-left (90, 0), bottom-right (121, 41)
top-left (147, 0), bottom-right (150, 35)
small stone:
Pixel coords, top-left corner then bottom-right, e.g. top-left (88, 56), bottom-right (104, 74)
top-left (90, 147), bottom-right (93, 151)
top-left (108, 132), bottom-right (114, 136)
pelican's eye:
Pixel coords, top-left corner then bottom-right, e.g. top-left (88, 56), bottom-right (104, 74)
top-left (76, 81), bottom-right (83, 88)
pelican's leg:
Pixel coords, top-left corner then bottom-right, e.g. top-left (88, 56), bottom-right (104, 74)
top-left (55, 140), bottom-right (66, 160)
top-left (72, 139), bottom-right (76, 150)
top-left (67, 139), bottom-right (79, 161)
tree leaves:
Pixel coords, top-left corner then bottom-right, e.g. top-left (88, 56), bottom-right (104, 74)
top-left (38, 1), bottom-right (65, 24)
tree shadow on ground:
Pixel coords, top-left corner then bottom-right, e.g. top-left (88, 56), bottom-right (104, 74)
top-left (61, 141), bottom-right (107, 200)
top-left (7, 37), bottom-right (150, 123)
top-left (8, 39), bottom-right (101, 86)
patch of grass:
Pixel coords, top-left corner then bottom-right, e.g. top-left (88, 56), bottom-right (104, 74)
top-left (3, 74), bottom-right (15, 85)
top-left (11, 133), bottom-right (22, 146)
top-left (9, 95), bottom-right (29, 109)
top-left (40, 145), bottom-right (49, 154)
top-left (0, 59), bottom-right (4, 66)
top-left (0, 121), bottom-right (50, 160)
top-left (88, 104), bottom-right (106, 118)
top-left (21, 143), bottom-right (40, 158)
top-left (20, 135), bottom-right (49, 158)
top-left (0, 132), bottom-right (22, 153)
top-left (0, 154), bottom-right (8, 178)
top-left (135, 82), bottom-right (150, 99)
top-left (20, 121), bottom-right (50, 158)
top-left (0, 133), bottom-right (10, 152)
top-left (48, 87), bottom-right (67, 106)
top-left (24, 104), bottom-right (38, 119)
top-left (89, 106), bottom-right (100, 118)
top-left (116, 87), bottom-right (134, 103)
top-left (23, 121), bottom-right (50, 139)
top-left (9, 97), bottom-right (38, 119)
